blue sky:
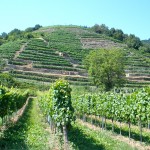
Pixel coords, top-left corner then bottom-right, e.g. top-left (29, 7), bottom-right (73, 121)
top-left (0, 0), bottom-right (150, 40)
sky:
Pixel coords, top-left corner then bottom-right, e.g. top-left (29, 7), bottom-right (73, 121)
top-left (0, 0), bottom-right (150, 40)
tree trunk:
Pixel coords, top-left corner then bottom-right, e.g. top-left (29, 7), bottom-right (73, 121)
top-left (98, 115), bottom-right (101, 128)
top-left (128, 121), bottom-right (131, 140)
top-left (148, 120), bottom-right (150, 129)
top-left (120, 121), bottom-right (122, 135)
top-left (140, 121), bottom-right (142, 143)
top-left (49, 116), bottom-right (52, 130)
top-left (112, 118), bottom-right (114, 132)
top-left (83, 114), bottom-right (86, 122)
top-left (2, 117), bottom-right (4, 125)
top-left (91, 116), bottom-right (93, 124)
top-left (47, 115), bottom-right (50, 124)
top-left (104, 117), bottom-right (107, 130)
top-left (102, 116), bottom-right (104, 130)
top-left (63, 125), bottom-right (68, 150)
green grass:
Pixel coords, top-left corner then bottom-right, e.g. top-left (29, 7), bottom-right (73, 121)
top-left (81, 115), bottom-right (150, 145)
top-left (0, 98), bottom-right (51, 150)
top-left (68, 121), bottom-right (136, 150)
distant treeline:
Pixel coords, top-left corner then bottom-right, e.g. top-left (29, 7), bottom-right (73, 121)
top-left (0, 24), bottom-right (42, 45)
top-left (91, 24), bottom-right (150, 52)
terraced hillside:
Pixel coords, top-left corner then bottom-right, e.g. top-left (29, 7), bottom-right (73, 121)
top-left (1, 26), bottom-right (150, 88)
top-left (3, 37), bottom-right (91, 86)
top-left (125, 50), bottom-right (150, 88)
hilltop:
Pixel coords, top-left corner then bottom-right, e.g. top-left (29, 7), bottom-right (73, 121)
top-left (0, 25), bottom-right (150, 89)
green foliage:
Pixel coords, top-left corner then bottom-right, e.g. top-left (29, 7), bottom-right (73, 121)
top-left (50, 79), bottom-right (75, 126)
top-left (92, 24), bottom-right (110, 35)
top-left (0, 40), bottom-right (22, 59)
top-left (91, 24), bottom-right (144, 50)
top-left (126, 34), bottom-right (142, 49)
top-left (73, 87), bottom-right (150, 144)
top-left (19, 38), bottom-right (74, 68)
top-left (25, 24), bottom-right (42, 32)
top-left (39, 79), bottom-right (75, 128)
top-left (0, 24), bottom-right (42, 44)
top-left (0, 98), bottom-right (51, 149)
top-left (1, 32), bottom-right (8, 39)
top-left (139, 45), bottom-right (150, 53)
top-left (0, 57), bottom-right (5, 72)
top-left (112, 29), bottom-right (124, 41)
top-left (84, 49), bottom-right (125, 90)
top-left (73, 87), bottom-right (150, 124)
top-left (0, 73), bottom-right (16, 87)
top-left (45, 29), bottom-right (90, 62)
top-left (0, 86), bottom-right (29, 119)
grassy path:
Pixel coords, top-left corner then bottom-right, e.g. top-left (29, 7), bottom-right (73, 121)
top-left (13, 43), bottom-right (27, 59)
top-left (0, 98), bottom-right (52, 150)
top-left (85, 115), bottom-right (150, 146)
top-left (68, 120), bottom-right (138, 150)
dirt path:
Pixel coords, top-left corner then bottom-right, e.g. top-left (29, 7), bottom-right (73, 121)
top-left (0, 97), bottom-right (54, 149)
top-left (77, 119), bottom-right (150, 150)
top-left (0, 96), bottom-right (34, 132)
top-left (14, 43), bottom-right (27, 59)
top-left (12, 69), bottom-right (88, 79)
top-left (36, 37), bottom-right (48, 45)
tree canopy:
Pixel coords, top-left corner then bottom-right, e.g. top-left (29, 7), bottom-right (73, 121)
top-left (92, 24), bottom-right (143, 50)
top-left (84, 49), bottom-right (125, 91)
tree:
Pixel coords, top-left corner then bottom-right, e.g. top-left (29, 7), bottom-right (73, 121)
top-left (8, 28), bottom-right (21, 35)
top-left (126, 34), bottom-right (142, 49)
top-left (92, 24), bottom-right (110, 35)
top-left (99, 24), bottom-right (110, 35)
top-left (1, 32), bottom-right (8, 39)
top-left (109, 28), bottom-right (116, 37)
top-left (0, 38), bottom-right (4, 45)
top-left (92, 24), bottom-right (101, 33)
top-left (84, 49), bottom-right (125, 91)
top-left (34, 24), bottom-right (42, 30)
top-left (139, 45), bottom-right (150, 53)
top-left (25, 27), bottom-right (34, 32)
top-left (24, 33), bottom-right (34, 39)
top-left (8, 28), bottom-right (23, 41)
top-left (0, 73), bottom-right (16, 87)
top-left (113, 29), bottom-right (124, 41)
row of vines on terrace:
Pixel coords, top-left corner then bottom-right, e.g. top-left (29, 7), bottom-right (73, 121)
top-left (72, 87), bottom-right (150, 141)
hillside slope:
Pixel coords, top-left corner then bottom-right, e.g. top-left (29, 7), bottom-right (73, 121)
top-left (0, 25), bottom-right (150, 88)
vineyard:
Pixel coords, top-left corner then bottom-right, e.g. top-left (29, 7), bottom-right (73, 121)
top-left (73, 88), bottom-right (150, 142)
top-left (0, 86), bottom-right (29, 125)
top-left (0, 82), bottom-right (150, 149)
top-left (0, 25), bottom-right (150, 149)
top-left (0, 26), bottom-right (149, 90)
top-left (37, 81), bottom-right (150, 149)
top-left (2, 36), bottom-right (92, 87)
top-left (0, 26), bottom-right (149, 89)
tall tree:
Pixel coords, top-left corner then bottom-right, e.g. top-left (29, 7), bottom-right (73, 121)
top-left (1, 32), bottom-right (8, 39)
top-left (126, 34), bottom-right (142, 49)
top-left (113, 29), bottom-right (124, 41)
top-left (84, 49), bottom-right (125, 91)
